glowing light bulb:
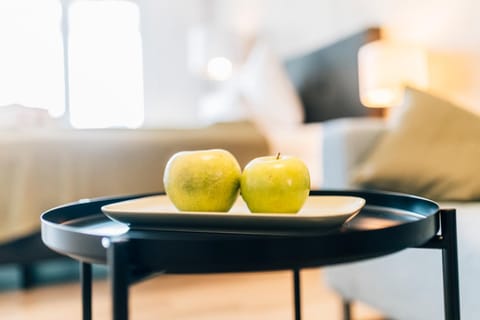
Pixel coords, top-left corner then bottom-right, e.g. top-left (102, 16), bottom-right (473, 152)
top-left (206, 56), bottom-right (233, 81)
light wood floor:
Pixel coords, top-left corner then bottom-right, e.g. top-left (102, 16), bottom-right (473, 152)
top-left (0, 269), bottom-right (384, 320)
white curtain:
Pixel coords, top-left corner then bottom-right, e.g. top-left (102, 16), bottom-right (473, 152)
top-left (0, 0), bottom-right (65, 120)
top-left (0, 0), bottom-right (144, 129)
top-left (68, 1), bottom-right (144, 129)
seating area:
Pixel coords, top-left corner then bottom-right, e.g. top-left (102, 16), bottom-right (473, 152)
top-left (322, 88), bottom-right (480, 319)
top-left (2, 2), bottom-right (480, 319)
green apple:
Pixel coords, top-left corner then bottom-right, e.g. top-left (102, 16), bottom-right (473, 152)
top-left (163, 149), bottom-right (241, 212)
top-left (240, 153), bottom-right (310, 213)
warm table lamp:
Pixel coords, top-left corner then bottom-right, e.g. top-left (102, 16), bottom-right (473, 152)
top-left (358, 40), bottom-right (429, 115)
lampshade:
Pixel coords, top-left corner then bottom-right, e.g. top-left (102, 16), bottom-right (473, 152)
top-left (358, 40), bottom-right (429, 108)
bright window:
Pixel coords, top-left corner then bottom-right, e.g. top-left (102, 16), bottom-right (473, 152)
top-left (68, 1), bottom-right (144, 128)
top-left (0, 0), bottom-right (65, 117)
top-left (0, 0), bottom-right (144, 129)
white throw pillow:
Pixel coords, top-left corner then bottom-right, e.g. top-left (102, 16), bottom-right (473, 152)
top-left (239, 42), bottom-right (304, 129)
top-left (0, 104), bottom-right (59, 129)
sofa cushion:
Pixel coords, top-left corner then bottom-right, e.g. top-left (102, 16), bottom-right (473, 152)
top-left (353, 87), bottom-right (480, 201)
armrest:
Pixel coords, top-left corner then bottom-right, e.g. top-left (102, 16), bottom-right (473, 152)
top-left (322, 117), bottom-right (387, 188)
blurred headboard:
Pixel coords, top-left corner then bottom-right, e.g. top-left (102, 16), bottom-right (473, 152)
top-left (284, 27), bottom-right (380, 123)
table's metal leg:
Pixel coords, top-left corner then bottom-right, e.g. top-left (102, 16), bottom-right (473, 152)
top-left (342, 299), bottom-right (352, 320)
top-left (80, 262), bottom-right (92, 320)
top-left (107, 239), bottom-right (130, 320)
top-left (19, 263), bottom-right (35, 289)
top-left (440, 209), bottom-right (461, 320)
top-left (420, 208), bottom-right (461, 320)
top-left (293, 268), bottom-right (301, 320)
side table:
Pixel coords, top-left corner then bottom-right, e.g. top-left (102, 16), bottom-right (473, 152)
top-left (41, 190), bottom-right (460, 320)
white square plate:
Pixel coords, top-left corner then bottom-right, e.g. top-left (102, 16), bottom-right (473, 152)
top-left (101, 195), bottom-right (365, 233)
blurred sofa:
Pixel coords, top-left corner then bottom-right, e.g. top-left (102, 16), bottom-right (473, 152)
top-left (321, 88), bottom-right (480, 319)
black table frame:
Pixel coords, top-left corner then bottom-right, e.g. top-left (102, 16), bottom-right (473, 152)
top-left (341, 208), bottom-right (459, 320)
top-left (41, 191), bottom-right (460, 320)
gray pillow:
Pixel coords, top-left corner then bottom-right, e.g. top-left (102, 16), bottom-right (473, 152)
top-left (284, 28), bottom-right (380, 123)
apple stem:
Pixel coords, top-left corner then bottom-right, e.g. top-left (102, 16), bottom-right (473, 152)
top-left (276, 152), bottom-right (281, 160)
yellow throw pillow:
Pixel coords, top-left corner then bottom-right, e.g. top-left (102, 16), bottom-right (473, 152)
top-left (353, 87), bottom-right (480, 201)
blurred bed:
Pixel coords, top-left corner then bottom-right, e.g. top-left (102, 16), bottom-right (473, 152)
top-left (0, 27), bottom-right (379, 287)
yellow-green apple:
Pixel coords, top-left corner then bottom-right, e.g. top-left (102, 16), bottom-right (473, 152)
top-left (240, 153), bottom-right (310, 213)
top-left (163, 149), bottom-right (241, 212)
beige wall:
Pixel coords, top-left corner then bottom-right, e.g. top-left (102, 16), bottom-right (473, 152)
top-left (377, 0), bottom-right (480, 114)
top-left (216, 0), bottom-right (480, 113)
top-left (427, 52), bottom-right (480, 114)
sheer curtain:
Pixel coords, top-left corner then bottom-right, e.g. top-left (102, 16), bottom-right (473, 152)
top-left (68, 1), bottom-right (144, 128)
top-left (0, 0), bottom-right (65, 120)
top-left (0, 0), bottom-right (144, 129)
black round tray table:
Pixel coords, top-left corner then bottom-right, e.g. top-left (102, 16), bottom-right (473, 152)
top-left (41, 190), bottom-right (460, 320)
